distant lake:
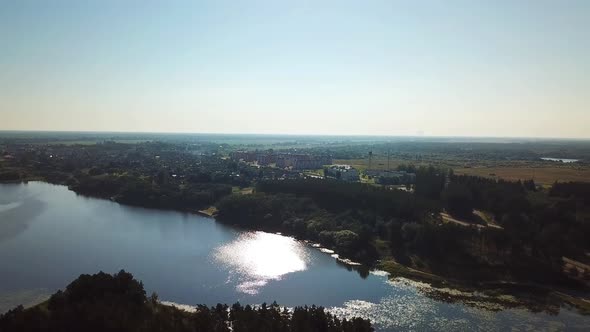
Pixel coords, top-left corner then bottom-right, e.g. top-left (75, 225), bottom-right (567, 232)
top-left (541, 157), bottom-right (580, 163)
top-left (0, 182), bottom-right (588, 331)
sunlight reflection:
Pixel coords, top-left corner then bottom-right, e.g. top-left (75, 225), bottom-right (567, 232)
top-left (214, 231), bottom-right (309, 294)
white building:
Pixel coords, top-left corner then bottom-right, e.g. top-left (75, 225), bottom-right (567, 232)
top-left (326, 165), bottom-right (359, 182)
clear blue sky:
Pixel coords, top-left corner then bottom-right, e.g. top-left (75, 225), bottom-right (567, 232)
top-left (1, 0), bottom-right (589, 137)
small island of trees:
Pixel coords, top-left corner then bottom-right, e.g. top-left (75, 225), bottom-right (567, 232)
top-left (0, 271), bottom-right (373, 332)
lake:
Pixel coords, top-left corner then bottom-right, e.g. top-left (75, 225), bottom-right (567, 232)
top-left (0, 182), bottom-right (588, 331)
top-left (541, 157), bottom-right (580, 163)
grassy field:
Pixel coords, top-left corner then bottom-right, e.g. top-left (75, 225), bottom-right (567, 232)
top-left (335, 158), bottom-right (590, 185)
top-left (455, 166), bottom-right (590, 185)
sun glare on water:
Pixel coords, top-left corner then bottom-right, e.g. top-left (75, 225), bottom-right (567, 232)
top-left (214, 231), bottom-right (310, 294)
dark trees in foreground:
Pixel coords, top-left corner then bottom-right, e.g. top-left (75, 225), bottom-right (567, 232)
top-left (442, 183), bottom-right (474, 218)
top-left (0, 271), bottom-right (373, 332)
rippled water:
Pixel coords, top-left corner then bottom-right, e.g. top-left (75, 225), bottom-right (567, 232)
top-left (0, 182), bottom-right (588, 331)
top-left (331, 277), bottom-right (589, 331)
top-left (214, 231), bottom-right (310, 294)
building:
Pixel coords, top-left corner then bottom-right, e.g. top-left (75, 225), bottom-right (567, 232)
top-left (231, 150), bottom-right (332, 170)
top-left (256, 153), bottom-right (275, 166)
top-left (325, 165), bottom-right (360, 182)
top-left (230, 150), bottom-right (257, 162)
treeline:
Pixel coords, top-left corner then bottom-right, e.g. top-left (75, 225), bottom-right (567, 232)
top-left (550, 181), bottom-right (590, 203)
top-left (257, 179), bottom-right (434, 221)
top-left (216, 193), bottom-right (377, 261)
top-left (397, 164), bottom-right (447, 200)
top-left (447, 174), bottom-right (530, 217)
top-left (217, 179), bottom-right (442, 262)
top-left (217, 171), bottom-right (590, 287)
top-left (0, 271), bottom-right (372, 332)
top-left (0, 170), bottom-right (21, 181)
top-left (247, 178), bottom-right (502, 279)
top-left (70, 174), bottom-right (232, 211)
top-left (309, 141), bottom-right (590, 162)
top-left (0, 141), bottom-right (258, 201)
top-left (446, 175), bottom-right (590, 263)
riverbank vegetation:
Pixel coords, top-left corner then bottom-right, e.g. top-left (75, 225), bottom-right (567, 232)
top-left (216, 174), bottom-right (590, 294)
top-left (0, 271), bottom-right (373, 332)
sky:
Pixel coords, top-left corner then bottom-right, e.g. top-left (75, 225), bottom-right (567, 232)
top-left (1, 0), bottom-right (589, 138)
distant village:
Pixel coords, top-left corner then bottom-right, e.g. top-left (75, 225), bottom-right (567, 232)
top-left (230, 149), bottom-right (416, 188)
top-left (1, 141), bottom-right (416, 191)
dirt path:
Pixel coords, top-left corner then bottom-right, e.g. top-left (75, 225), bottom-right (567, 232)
top-left (440, 211), bottom-right (503, 230)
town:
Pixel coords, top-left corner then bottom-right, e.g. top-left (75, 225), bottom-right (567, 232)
top-left (1, 141), bottom-right (418, 192)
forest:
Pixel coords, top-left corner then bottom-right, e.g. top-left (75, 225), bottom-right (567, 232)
top-left (216, 169), bottom-right (590, 288)
top-left (0, 271), bottom-right (373, 332)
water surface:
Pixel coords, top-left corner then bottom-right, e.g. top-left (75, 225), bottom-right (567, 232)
top-left (541, 157), bottom-right (579, 163)
top-left (0, 182), bottom-right (588, 331)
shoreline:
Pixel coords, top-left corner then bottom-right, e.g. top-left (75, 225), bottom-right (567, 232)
top-left (211, 216), bottom-right (590, 315)
top-left (2, 179), bottom-right (589, 314)
top-left (197, 206), bottom-right (218, 217)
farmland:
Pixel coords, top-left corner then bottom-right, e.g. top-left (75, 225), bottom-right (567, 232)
top-left (335, 157), bottom-right (590, 185)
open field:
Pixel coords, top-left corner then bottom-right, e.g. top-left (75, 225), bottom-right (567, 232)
top-left (455, 166), bottom-right (590, 185)
top-left (335, 158), bottom-right (590, 185)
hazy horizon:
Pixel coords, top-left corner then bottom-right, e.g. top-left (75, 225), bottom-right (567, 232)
top-left (2, 1), bottom-right (589, 138)
top-left (3, 129), bottom-right (590, 142)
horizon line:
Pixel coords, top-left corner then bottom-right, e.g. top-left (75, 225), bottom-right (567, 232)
top-left (0, 129), bottom-right (589, 141)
